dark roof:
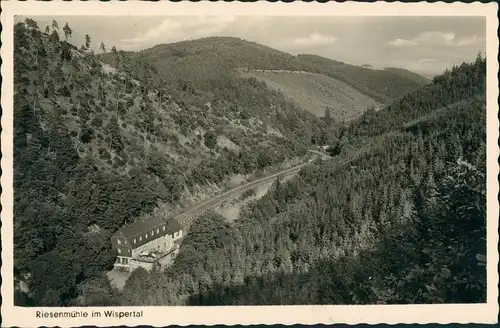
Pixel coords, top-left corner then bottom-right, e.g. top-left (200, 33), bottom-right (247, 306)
top-left (113, 217), bottom-right (183, 249)
top-left (166, 217), bottom-right (183, 233)
top-left (120, 216), bottom-right (165, 238)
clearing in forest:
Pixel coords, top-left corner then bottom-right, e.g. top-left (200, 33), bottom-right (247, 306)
top-left (243, 70), bottom-right (380, 120)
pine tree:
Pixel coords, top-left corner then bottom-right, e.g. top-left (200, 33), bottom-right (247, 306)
top-left (24, 18), bottom-right (38, 31)
top-left (85, 34), bottom-right (91, 49)
top-left (324, 106), bottom-right (332, 124)
top-left (111, 46), bottom-right (117, 67)
top-left (62, 23), bottom-right (72, 40)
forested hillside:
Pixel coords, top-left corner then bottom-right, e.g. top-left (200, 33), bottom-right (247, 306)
top-left (116, 56), bottom-right (486, 306)
top-left (349, 59), bottom-right (486, 137)
top-left (383, 67), bottom-right (431, 85)
top-left (13, 19), bottom-right (339, 306)
top-left (294, 54), bottom-right (430, 103)
top-left (13, 18), bottom-right (486, 307)
top-left (108, 37), bottom-right (427, 110)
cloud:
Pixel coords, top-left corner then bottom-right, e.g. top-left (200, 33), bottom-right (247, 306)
top-left (418, 58), bottom-right (438, 65)
top-left (120, 15), bottom-right (237, 48)
top-left (121, 19), bottom-right (182, 45)
top-left (273, 32), bottom-right (337, 51)
top-left (387, 38), bottom-right (418, 48)
top-left (387, 31), bottom-right (483, 48)
top-left (454, 35), bottom-right (481, 46)
top-left (390, 57), bottom-right (455, 77)
top-left (291, 32), bottom-right (337, 46)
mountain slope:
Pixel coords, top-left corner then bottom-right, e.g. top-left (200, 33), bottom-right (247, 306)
top-left (107, 37), bottom-right (426, 114)
top-left (348, 57), bottom-right (486, 137)
top-left (294, 54), bottom-right (429, 103)
top-left (117, 56), bottom-right (486, 306)
top-left (241, 69), bottom-right (380, 119)
top-left (383, 67), bottom-right (431, 85)
top-left (13, 20), bottom-right (338, 306)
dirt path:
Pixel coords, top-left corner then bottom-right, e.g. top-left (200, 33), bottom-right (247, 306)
top-left (175, 162), bottom-right (309, 226)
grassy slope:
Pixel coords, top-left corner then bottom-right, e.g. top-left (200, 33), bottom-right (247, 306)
top-left (242, 70), bottom-right (380, 119)
top-left (295, 54), bottom-right (428, 103)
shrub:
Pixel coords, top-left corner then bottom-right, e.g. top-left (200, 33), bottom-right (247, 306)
top-left (204, 131), bottom-right (218, 149)
top-left (115, 157), bottom-right (127, 167)
top-left (117, 101), bottom-right (126, 115)
top-left (90, 117), bottom-right (102, 128)
top-left (80, 127), bottom-right (94, 144)
top-left (241, 188), bottom-right (256, 199)
top-left (57, 85), bottom-right (71, 97)
top-left (98, 148), bottom-right (111, 160)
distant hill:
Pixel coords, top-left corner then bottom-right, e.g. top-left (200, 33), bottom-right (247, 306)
top-left (349, 59), bottom-right (486, 137)
top-left (383, 67), bottom-right (431, 85)
top-left (294, 54), bottom-right (429, 103)
top-left (107, 37), bottom-right (426, 117)
top-left (135, 36), bottom-right (297, 71)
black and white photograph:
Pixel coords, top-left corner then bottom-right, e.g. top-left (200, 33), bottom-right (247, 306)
top-left (1, 1), bottom-right (498, 327)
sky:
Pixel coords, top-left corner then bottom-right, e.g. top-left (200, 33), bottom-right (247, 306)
top-left (19, 15), bottom-right (486, 77)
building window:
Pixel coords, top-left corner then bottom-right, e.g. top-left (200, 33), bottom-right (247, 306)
top-left (145, 233), bottom-right (148, 238)
top-left (118, 248), bottom-right (121, 254)
top-left (133, 238), bottom-right (136, 244)
top-left (163, 225), bottom-right (165, 231)
top-left (157, 228), bottom-right (160, 234)
top-left (117, 239), bottom-right (121, 245)
top-left (152, 230), bottom-right (155, 236)
top-left (140, 236), bottom-right (142, 241)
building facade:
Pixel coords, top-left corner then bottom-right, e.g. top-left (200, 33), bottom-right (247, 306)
top-left (111, 217), bottom-right (184, 272)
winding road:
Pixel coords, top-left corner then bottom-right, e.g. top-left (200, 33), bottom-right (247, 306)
top-left (175, 150), bottom-right (330, 226)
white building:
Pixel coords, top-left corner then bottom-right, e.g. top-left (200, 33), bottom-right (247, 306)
top-left (111, 217), bottom-right (183, 272)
